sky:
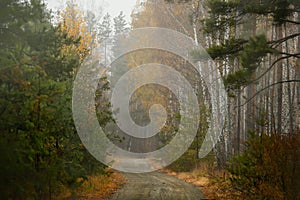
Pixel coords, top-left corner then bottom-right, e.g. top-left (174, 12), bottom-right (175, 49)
top-left (44, 0), bottom-right (139, 22)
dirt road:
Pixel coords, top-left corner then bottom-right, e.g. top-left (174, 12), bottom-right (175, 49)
top-left (107, 172), bottom-right (207, 200)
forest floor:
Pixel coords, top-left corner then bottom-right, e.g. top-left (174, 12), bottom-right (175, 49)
top-left (56, 169), bottom-right (125, 200)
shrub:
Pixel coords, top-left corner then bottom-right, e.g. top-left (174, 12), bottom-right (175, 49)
top-left (229, 132), bottom-right (300, 200)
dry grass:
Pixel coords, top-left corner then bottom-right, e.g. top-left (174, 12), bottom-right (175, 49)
top-left (55, 169), bottom-right (125, 200)
top-left (161, 163), bottom-right (243, 200)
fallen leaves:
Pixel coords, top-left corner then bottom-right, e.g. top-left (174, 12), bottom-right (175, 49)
top-left (161, 168), bottom-right (243, 200)
top-left (56, 169), bottom-right (125, 200)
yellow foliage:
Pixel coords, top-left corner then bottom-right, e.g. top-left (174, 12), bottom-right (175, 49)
top-left (59, 2), bottom-right (95, 62)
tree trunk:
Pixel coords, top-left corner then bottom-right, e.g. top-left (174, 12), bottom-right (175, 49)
top-left (292, 14), bottom-right (300, 200)
top-left (295, 15), bottom-right (300, 132)
top-left (245, 16), bottom-right (257, 134)
top-left (284, 24), bottom-right (294, 134)
top-left (276, 25), bottom-right (283, 135)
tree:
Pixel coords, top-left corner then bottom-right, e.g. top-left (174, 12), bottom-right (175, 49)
top-left (97, 12), bottom-right (112, 67)
top-left (85, 10), bottom-right (98, 48)
top-left (229, 132), bottom-right (300, 199)
top-left (98, 12), bottom-right (112, 42)
top-left (60, 1), bottom-right (94, 62)
top-left (198, 0), bottom-right (300, 197)
top-left (113, 11), bottom-right (129, 35)
top-left (0, 0), bottom-right (111, 199)
top-left (105, 0), bottom-right (210, 165)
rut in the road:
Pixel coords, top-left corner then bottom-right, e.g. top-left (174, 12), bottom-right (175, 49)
top-left (107, 172), bottom-right (207, 200)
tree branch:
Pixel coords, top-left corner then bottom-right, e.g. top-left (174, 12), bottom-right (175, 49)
top-left (284, 19), bottom-right (300, 25)
top-left (236, 80), bottom-right (300, 109)
top-left (269, 32), bottom-right (300, 47)
top-left (162, 2), bottom-right (190, 36)
top-left (243, 55), bottom-right (292, 89)
top-left (278, 52), bottom-right (300, 58)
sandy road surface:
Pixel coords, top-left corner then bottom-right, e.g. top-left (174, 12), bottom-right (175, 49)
top-left (107, 172), bottom-right (207, 200)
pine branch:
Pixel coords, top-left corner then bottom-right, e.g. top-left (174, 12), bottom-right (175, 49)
top-left (269, 32), bottom-right (300, 48)
top-left (236, 80), bottom-right (300, 109)
top-left (284, 19), bottom-right (300, 25)
top-left (243, 55), bottom-right (293, 89)
top-left (278, 52), bottom-right (300, 58)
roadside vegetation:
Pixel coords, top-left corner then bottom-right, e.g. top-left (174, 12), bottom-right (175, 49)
top-left (165, 130), bottom-right (300, 199)
top-left (55, 169), bottom-right (125, 200)
top-left (1, 0), bottom-right (299, 199)
top-left (0, 0), bottom-right (126, 199)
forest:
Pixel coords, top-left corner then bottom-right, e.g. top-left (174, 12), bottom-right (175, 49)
top-left (0, 0), bottom-right (299, 199)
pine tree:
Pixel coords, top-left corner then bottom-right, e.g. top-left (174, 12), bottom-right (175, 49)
top-left (113, 11), bottom-right (129, 35)
top-left (98, 12), bottom-right (112, 43)
top-left (0, 0), bottom-right (112, 198)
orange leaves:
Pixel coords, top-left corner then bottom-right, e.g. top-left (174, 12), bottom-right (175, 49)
top-left (59, 2), bottom-right (94, 62)
top-left (58, 170), bottom-right (125, 200)
top-left (230, 132), bottom-right (300, 199)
